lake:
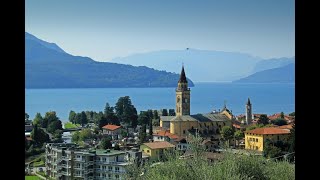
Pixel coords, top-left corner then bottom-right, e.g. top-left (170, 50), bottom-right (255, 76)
top-left (25, 83), bottom-right (295, 122)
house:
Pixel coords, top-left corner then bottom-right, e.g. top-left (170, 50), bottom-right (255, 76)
top-left (153, 130), bottom-right (180, 143)
top-left (102, 124), bottom-right (123, 140)
top-left (268, 113), bottom-right (295, 124)
top-left (173, 137), bottom-right (190, 152)
top-left (140, 141), bottom-right (175, 162)
top-left (245, 127), bottom-right (291, 151)
top-left (201, 139), bottom-right (217, 152)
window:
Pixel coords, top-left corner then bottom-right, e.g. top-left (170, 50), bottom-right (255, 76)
top-left (115, 175), bottom-right (119, 179)
top-left (76, 155), bottom-right (81, 159)
top-left (108, 174), bottom-right (112, 179)
top-left (103, 158), bottom-right (106, 162)
top-left (115, 167), bottom-right (120, 172)
top-left (183, 130), bottom-right (186, 134)
top-left (277, 135), bottom-right (280, 141)
top-left (102, 166), bottom-right (106, 170)
top-left (256, 146), bottom-right (258, 150)
top-left (147, 150), bottom-right (150, 153)
top-left (157, 137), bottom-right (160, 139)
top-left (185, 99), bottom-right (188, 103)
top-left (103, 173), bottom-right (107, 178)
top-left (76, 171), bottom-right (81, 176)
top-left (108, 166), bottom-right (112, 171)
top-left (256, 138), bottom-right (258, 142)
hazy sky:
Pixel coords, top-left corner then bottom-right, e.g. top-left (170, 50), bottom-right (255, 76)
top-left (26, 0), bottom-right (294, 61)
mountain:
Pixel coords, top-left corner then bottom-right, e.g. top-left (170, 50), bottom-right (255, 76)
top-left (233, 63), bottom-right (295, 83)
top-left (26, 33), bottom-right (194, 88)
top-left (110, 49), bottom-right (262, 82)
top-left (25, 32), bottom-right (66, 54)
top-left (251, 57), bottom-right (295, 73)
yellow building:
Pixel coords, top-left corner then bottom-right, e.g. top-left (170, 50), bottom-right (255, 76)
top-left (245, 127), bottom-right (290, 151)
top-left (140, 141), bottom-right (175, 162)
top-left (160, 66), bottom-right (233, 137)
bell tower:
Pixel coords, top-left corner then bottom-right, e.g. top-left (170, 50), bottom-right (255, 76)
top-left (176, 65), bottom-right (190, 116)
top-left (245, 98), bottom-right (252, 124)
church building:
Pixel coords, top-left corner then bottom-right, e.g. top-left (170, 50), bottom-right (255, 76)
top-left (160, 66), bottom-right (233, 137)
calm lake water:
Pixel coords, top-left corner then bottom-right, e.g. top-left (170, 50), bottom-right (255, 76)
top-left (25, 83), bottom-right (295, 122)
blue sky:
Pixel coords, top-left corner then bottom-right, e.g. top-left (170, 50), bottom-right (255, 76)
top-left (26, 0), bottom-right (294, 61)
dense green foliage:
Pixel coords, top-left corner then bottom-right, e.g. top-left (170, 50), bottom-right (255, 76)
top-left (221, 126), bottom-right (235, 146)
top-left (115, 96), bottom-right (138, 128)
top-left (139, 125), bottom-right (147, 143)
top-left (126, 142), bottom-right (295, 180)
top-left (32, 113), bottom-right (43, 126)
top-left (162, 109), bottom-right (168, 116)
top-left (30, 125), bottom-right (50, 146)
top-left (289, 112), bottom-right (295, 116)
top-left (257, 114), bottom-right (269, 125)
top-left (271, 118), bottom-right (288, 126)
top-left (71, 129), bottom-right (95, 143)
top-left (68, 110), bottom-right (77, 124)
top-left (100, 137), bottom-right (112, 150)
top-left (168, 109), bottom-right (176, 116)
top-left (64, 122), bottom-right (80, 129)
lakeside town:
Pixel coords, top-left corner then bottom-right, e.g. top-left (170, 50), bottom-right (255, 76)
top-left (25, 66), bottom-right (295, 180)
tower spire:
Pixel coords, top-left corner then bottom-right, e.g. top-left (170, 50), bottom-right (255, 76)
top-left (178, 65), bottom-right (188, 83)
top-left (247, 98), bottom-right (251, 105)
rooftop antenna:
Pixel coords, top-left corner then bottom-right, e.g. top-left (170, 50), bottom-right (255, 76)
top-left (224, 100), bottom-right (227, 109)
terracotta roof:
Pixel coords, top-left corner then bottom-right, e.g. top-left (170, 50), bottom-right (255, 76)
top-left (153, 130), bottom-right (180, 139)
top-left (246, 127), bottom-right (290, 135)
top-left (233, 124), bottom-right (241, 129)
top-left (102, 124), bottom-right (122, 131)
top-left (268, 113), bottom-right (295, 121)
top-left (277, 124), bottom-right (293, 129)
top-left (143, 141), bottom-right (175, 149)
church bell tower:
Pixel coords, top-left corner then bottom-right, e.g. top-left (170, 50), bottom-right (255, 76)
top-left (176, 65), bottom-right (190, 116)
top-left (245, 98), bottom-right (252, 124)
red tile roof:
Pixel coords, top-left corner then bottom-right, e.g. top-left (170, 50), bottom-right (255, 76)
top-left (268, 113), bottom-right (295, 121)
top-left (102, 124), bottom-right (122, 131)
top-left (277, 124), bottom-right (293, 129)
top-left (143, 141), bottom-right (175, 149)
top-left (153, 130), bottom-right (180, 139)
top-left (246, 127), bottom-right (290, 135)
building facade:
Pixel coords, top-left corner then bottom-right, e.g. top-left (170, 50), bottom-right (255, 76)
top-left (244, 127), bottom-right (290, 151)
top-left (45, 143), bottom-right (139, 180)
top-left (140, 141), bottom-right (175, 162)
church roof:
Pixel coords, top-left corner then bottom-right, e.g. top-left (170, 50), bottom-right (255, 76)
top-left (178, 66), bottom-right (188, 83)
top-left (161, 113), bottom-right (230, 122)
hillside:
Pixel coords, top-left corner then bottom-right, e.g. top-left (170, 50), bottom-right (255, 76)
top-left (233, 63), bottom-right (295, 83)
top-left (111, 49), bottom-right (262, 82)
top-left (251, 57), bottom-right (295, 73)
top-left (25, 32), bottom-right (194, 88)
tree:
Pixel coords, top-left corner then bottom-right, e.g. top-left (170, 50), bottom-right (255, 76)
top-left (153, 110), bottom-right (159, 120)
top-left (288, 122), bottom-right (295, 153)
top-left (139, 125), bottom-right (147, 143)
top-left (44, 111), bottom-right (59, 126)
top-left (79, 129), bottom-right (94, 141)
top-left (147, 110), bottom-right (154, 120)
top-left (121, 129), bottom-right (128, 138)
top-left (80, 111), bottom-right (88, 127)
top-left (280, 112), bottom-right (285, 119)
top-left (289, 112), bottom-right (295, 116)
top-left (169, 109), bottom-right (176, 116)
top-left (162, 109), bottom-right (168, 116)
top-left (115, 96), bottom-right (138, 128)
top-left (263, 140), bottom-right (282, 158)
top-left (53, 129), bottom-right (63, 139)
top-left (72, 131), bottom-right (80, 143)
top-left (25, 113), bottom-right (30, 124)
top-left (149, 118), bottom-right (153, 137)
top-left (104, 103), bottom-right (114, 116)
top-left (138, 111), bottom-right (149, 125)
top-left (100, 137), bottom-right (112, 149)
top-left (98, 116), bottom-right (109, 129)
top-left (47, 120), bottom-right (63, 133)
top-left (69, 110), bottom-right (77, 124)
top-left (257, 114), bottom-right (269, 125)
top-left (74, 113), bottom-right (82, 125)
top-left (271, 118), bottom-right (288, 126)
top-left (221, 126), bottom-right (234, 146)
top-left (33, 113), bottom-right (43, 126)
top-left (234, 130), bottom-right (244, 147)
top-left (31, 125), bottom-right (50, 146)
